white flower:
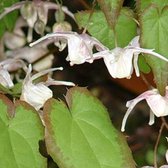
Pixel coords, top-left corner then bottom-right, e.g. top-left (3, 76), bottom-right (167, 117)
top-left (121, 87), bottom-right (168, 132)
top-left (0, 1), bottom-right (75, 34)
top-left (93, 36), bottom-right (168, 79)
top-left (20, 64), bottom-right (75, 110)
top-left (30, 31), bottom-right (107, 66)
top-left (0, 59), bottom-right (27, 88)
top-left (0, 66), bottom-right (14, 88)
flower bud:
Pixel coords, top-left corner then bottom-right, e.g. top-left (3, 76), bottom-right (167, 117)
top-left (52, 21), bottom-right (72, 33)
top-left (52, 22), bottom-right (72, 51)
top-left (34, 19), bottom-right (45, 35)
top-left (37, 4), bottom-right (48, 25)
top-left (20, 2), bottom-right (37, 27)
top-left (55, 8), bottom-right (65, 23)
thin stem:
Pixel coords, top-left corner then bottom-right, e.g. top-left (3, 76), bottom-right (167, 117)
top-left (140, 73), bottom-right (154, 90)
top-left (82, 0), bottom-right (96, 34)
top-left (0, 1), bottom-right (26, 20)
top-left (154, 123), bottom-right (164, 168)
top-left (161, 117), bottom-right (168, 130)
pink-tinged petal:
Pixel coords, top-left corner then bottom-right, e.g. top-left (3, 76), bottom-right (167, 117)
top-left (146, 93), bottom-right (168, 117)
top-left (103, 47), bottom-right (134, 78)
top-left (166, 150), bottom-right (168, 163)
top-left (30, 32), bottom-right (106, 65)
top-left (121, 89), bottom-right (157, 132)
top-left (127, 36), bottom-right (140, 48)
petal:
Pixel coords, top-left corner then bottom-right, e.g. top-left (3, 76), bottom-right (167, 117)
top-left (146, 93), bottom-right (168, 117)
top-left (103, 48), bottom-right (134, 78)
top-left (121, 89), bottom-right (157, 132)
top-left (0, 68), bottom-right (14, 88)
top-left (133, 53), bottom-right (140, 77)
top-left (21, 83), bottom-right (52, 110)
top-left (67, 35), bottom-right (91, 65)
top-left (127, 36), bottom-right (140, 48)
top-left (149, 110), bottom-right (155, 125)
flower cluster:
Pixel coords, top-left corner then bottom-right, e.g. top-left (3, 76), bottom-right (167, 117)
top-left (30, 33), bottom-right (168, 78)
top-left (1, 1), bottom-right (168, 162)
top-left (20, 64), bottom-right (74, 110)
top-left (0, 59), bottom-right (74, 110)
top-left (30, 31), bottom-right (168, 132)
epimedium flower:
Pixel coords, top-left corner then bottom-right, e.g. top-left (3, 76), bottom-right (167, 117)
top-left (93, 36), bottom-right (168, 79)
top-left (0, 0), bottom-right (75, 42)
top-left (121, 87), bottom-right (168, 132)
top-left (20, 64), bottom-right (75, 111)
top-left (0, 59), bottom-right (27, 88)
top-left (30, 31), bottom-right (107, 66)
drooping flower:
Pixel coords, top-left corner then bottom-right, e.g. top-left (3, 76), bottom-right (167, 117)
top-left (0, 1), bottom-right (75, 41)
top-left (20, 64), bottom-right (75, 110)
top-left (121, 87), bottom-right (168, 132)
top-left (30, 31), bottom-right (107, 66)
top-left (93, 36), bottom-right (168, 79)
top-left (0, 59), bottom-right (27, 88)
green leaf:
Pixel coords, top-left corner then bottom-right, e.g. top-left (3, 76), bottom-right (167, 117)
top-left (0, 0), bottom-right (19, 37)
top-left (0, 82), bottom-right (22, 97)
top-left (138, 55), bottom-right (151, 74)
top-left (44, 87), bottom-right (135, 168)
top-left (0, 94), bottom-right (47, 168)
top-left (136, 0), bottom-right (168, 13)
top-left (11, 82), bottom-right (22, 96)
top-left (140, 5), bottom-right (168, 94)
top-left (75, 8), bottom-right (137, 49)
top-left (96, 0), bottom-right (124, 28)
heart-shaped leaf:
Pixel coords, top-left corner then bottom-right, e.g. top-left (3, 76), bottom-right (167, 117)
top-left (44, 87), bottom-right (135, 168)
top-left (75, 8), bottom-right (137, 49)
top-left (140, 5), bottom-right (168, 94)
top-left (136, 0), bottom-right (168, 13)
top-left (0, 94), bottom-right (47, 168)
